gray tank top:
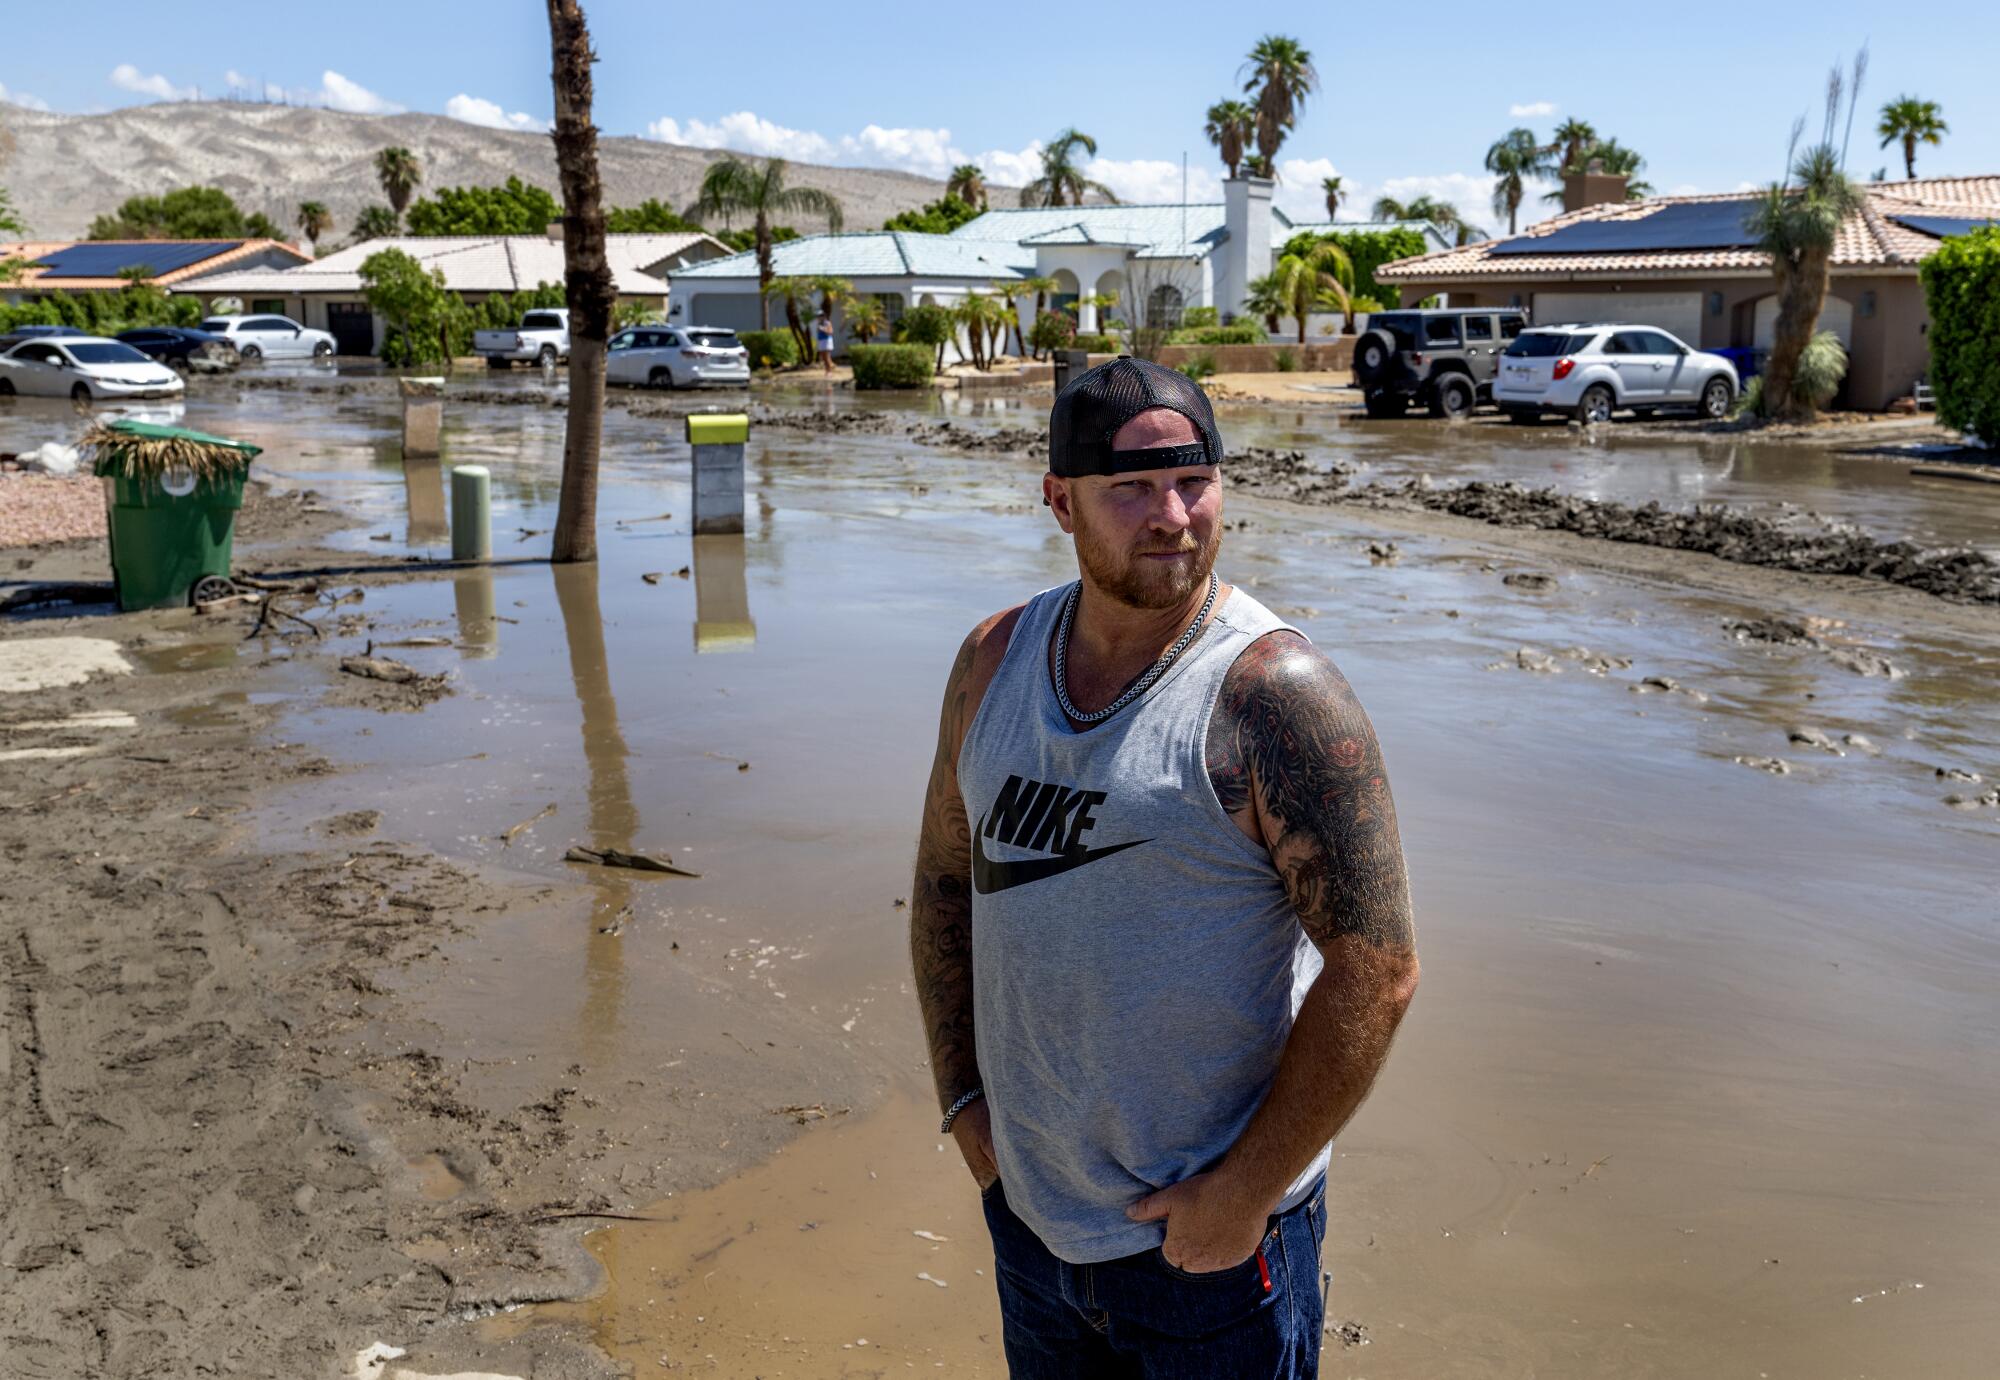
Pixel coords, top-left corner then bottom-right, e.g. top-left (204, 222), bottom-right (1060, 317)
top-left (959, 582), bottom-right (1327, 1264)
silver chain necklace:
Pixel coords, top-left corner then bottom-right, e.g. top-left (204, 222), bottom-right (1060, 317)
top-left (1053, 572), bottom-right (1218, 724)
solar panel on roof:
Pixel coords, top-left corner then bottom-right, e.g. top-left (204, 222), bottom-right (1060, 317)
top-left (1488, 202), bottom-right (1762, 256)
top-left (1891, 214), bottom-right (1999, 239)
top-left (30, 241), bottom-right (242, 279)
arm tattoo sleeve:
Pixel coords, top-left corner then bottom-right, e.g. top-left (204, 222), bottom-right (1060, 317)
top-left (910, 629), bottom-right (982, 1112)
top-left (1214, 631), bottom-right (1414, 950)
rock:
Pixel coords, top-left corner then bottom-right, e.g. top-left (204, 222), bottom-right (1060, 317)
top-left (1514, 647), bottom-right (1561, 674)
top-left (317, 809), bottom-right (382, 837)
top-left (1503, 572), bottom-right (1558, 591)
top-left (1555, 646), bottom-right (1633, 675)
top-left (1736, 756), bottom-right (1793, 775)
top-left (1632, 676), bottom-right (1709, 702)
top-left (1825, 647), bottom-right (1905, 679)
top-left (1935, 767), bottom-right (1983, 783)
top-left (1842, 733), bottom-right (1881, 756)
top-left (1787, 726), bottom-right (1844, 755)
top-left (1725, 617), bottom-right (1822, 647)
top-left (1366, 541), bottom-right (1401, 565)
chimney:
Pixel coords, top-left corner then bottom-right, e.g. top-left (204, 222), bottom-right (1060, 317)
top-left (1562, 160), bottom-right (1629, 213)
top-left (1220, 175), bottom-right (1273, 324)
top-left (546, 220), bottom-right (565, 242)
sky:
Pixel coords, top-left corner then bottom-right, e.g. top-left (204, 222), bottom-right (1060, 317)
top-left (4, 1), bottom-right (1997, 229)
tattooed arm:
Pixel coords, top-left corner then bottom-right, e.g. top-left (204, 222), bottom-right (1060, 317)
top-left (911, 607), bottom-right (1020, 1185)
top-left (1131, 630), bottom-right (1417, 1270)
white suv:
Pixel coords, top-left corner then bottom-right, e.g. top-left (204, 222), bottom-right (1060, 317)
top-left (606, 325), bottom-right (751, 388)
top-left (198, 313), bottom-right (337, 362)
top-left (1495, 324), bottom-right (1737, 424)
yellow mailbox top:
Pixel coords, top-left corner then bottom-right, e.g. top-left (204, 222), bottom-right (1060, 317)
top-left (685, 413), bottom-right (750, 446)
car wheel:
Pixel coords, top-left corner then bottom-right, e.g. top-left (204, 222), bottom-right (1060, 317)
top-left (1429, 374), bottom-right (1475, 420)
top-left (649, 366), bottom-right (675, 390)
top-left (538, 345), bottom-right (558, 367)
top-left (1575, 384), bottom-right (1614, 425)
top-left (0, 378), bottom-right (14, 397)
top-left (313, 340), bottom-right (333, 360)
top-left (71, 382), bottom-right (93, 404)
top-left (239, 344), bottom-right (262, 361)
top-left (1701, 377), bottom-right (1734, 420)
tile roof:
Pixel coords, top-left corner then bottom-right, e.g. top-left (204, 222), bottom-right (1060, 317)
top-left (2, 238), bottom-right (310, 292)
top-left (176, 233), bottom-right (722, 298)
top-left (669, 230), bottom-right (1035, 283)
top-left (1378, 176), bottom-right (2000, 281)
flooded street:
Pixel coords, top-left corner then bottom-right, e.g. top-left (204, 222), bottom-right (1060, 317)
top-left (6, 376), bottom-right (1997, 1377)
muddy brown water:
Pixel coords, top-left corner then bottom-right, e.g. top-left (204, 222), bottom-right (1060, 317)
top-left (10, 378), bottom-right (1998, 1376)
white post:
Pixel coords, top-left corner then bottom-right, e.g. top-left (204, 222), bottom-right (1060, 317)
top-left (400, 375), bottom-right (444, 458)
top-left (450, 465), bottom-right (491, 561)
top-left (687, 414), bottom-right (748, 535)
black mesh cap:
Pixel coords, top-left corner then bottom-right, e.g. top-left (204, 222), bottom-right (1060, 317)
top-left (1047, 356), bottom-right (1224, 478)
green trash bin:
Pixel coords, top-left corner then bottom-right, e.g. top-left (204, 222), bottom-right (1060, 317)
top-left (90, 420), bottom-right (264, 612)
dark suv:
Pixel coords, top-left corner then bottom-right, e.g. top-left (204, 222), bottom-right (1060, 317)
top-left (1352, 308), bottom-right (1529, 419)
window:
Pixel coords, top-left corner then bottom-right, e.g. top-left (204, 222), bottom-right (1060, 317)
top-left (660, 332), bottom-right (682, 347)
top-left (1422, 316), bottom-right (1461, 345)
top-left (1639, 330), bottom-right (1683, 355)
top-left (65, 342), bottom-right (151, 365)
top-left (1499, 316), bottom-right (1524, 339)
top-left (248, 317), bottom-right (296, 332)
top-left (1503, 332), bottom-right (1572, 358)
top-left (1372, 313), bottom-right (1420, 349)
top-left (1861, 290), bottom-right (1877, 319)
top-left (1147, 284), bottom-right (1186, 330)
top-left (873, 293), bottom-right (905, 327)
top-left (14, 343), bottom-right (57, 364)
top-left (200, 320), bottom-right (228, 334)
top-left (251, 299), bottom-right (286, 316)
top-left (522, 312), bottom-right (564, 331)
top-left (688, 330), bottom-right (740, 347)
top-left (1607, 331), bottom-right (1653, 355)
top-left (1708, 291), bottom-right (1725, 317)
top-left (609, 331), bottom-right (636, 351)
top-left (1463, 315), bottom-right (1494, 342)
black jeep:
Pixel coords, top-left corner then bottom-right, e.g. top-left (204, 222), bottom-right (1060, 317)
top-left (1352, 308), bottom-right (1529, 419)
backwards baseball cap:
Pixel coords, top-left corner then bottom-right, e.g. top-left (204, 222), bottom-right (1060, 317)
top-left (1047, 356), bottom-right (1224, 478)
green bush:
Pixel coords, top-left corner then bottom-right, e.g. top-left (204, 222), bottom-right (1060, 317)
top-left (739, 329), bottom-right (798, 369)
top-left (1274, 348), bottom-right (1298, 373)
top-left (1072, 333), bottom-right (1118, 353)
top-left (404, 176), bottom-right (561, 236)
top-left (1176, 350), bottom-right (1218, 382)
top-left (1169, 321), bottom-right (1263, 346)
top-left (1181, 306), bottom-right (1219, 329)
top-left (1794, 330), bottom-right (1848, 408)
top-left (1281, 227), bottom-right (1429, 306)
top-left (1028, 309), bottom-right (1075, 355)
top-left (882, 197), bottom-right (982, 235)
top-left (1920, 225), bottom-right (2000, 442)
top-left (1349, 295), bottom-right (1387, 313)
top-left (849, 343), bottom-right (935, 389)
top-left (0, 282), bottom-right (201, 336)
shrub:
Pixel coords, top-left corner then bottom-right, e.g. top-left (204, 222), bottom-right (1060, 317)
top-left (1281, 227), bottom-right (1429, 306)
top-left (882, 196), bottom-right (982, 235)
top-left (849, 343), bottom-right (935, 389)
top-left (1072, 332), bottom-right (1118, 353)
top-left (1348, 295), bottom-right (1387, 313)
top-left (1169, 321), bottom-right (1264, 346)
top-left (1794, 330), bottom-right (1848, 408)
top-left (894, 303), bottom-right (956, 369)
top-left (1181, 306), bottom-right (1219, 330)
top-left (1028, 308), bottom-right (1075, 356)
top-left (738, 329), bottom-right (798, 369)
top-left (1920, 225), bottom-right (2000, 442)
top-left (1274, 348), bottom-right (1297, 373)
top-left (1176, 350), bottom-right (1218, 382)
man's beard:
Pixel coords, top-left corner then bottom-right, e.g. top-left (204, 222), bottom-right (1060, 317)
top-left (1072, 506), bottom-right (1221, 611)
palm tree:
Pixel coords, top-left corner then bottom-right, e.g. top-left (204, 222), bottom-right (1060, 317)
top-left (1321, 175), bottom-right (1345, 221)
top-left (946, 163), bottom-right (988, 210)
top-left (296, 200), bottom-right (333, 250)
top-left (1016, 274), bottom-right (1058, 357)
top-left (353, 204), bottom-right (399, 241)
top-left (1243, 271), bottom-right (1286, 336)
top-left (1373, 194), bottom-right (1474, 242)
top-left (1019, 129), bottom-right (1117, 208)
top-left (844, 294), bottom-right (887, 344)
top-left (1586, 139), bottom-right (1653, 198)
top-left (761, 277), bottom-right (819, 360)
top-left (1484, 128), bottom-right (1548, 235)
top-left (374, 147), bottom-right (421, 224)
top-left (1877, 96), bottom-right (1947, 178)
top-left (1204, 100), bottom-right (1257, 180)
top-left (1270, 240), bottom-right (1353, 343)
top-left (1239, 35), bottom-right (1317, 166)
top-left (687, 157), bottom-right (844, 327)
top-left (1545, 119), bottom-right (1598, 177)
top-left (989, 279), bottom-right (1028, 357)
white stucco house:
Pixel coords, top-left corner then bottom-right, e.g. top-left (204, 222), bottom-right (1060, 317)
top-left (668, 177), bottom-right (1449, 341)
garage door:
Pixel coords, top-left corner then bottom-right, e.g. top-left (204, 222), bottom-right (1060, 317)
top-left (685, 292), bottom-right (766, 332)
top-left (1530, 291), bottom-right (1702, 345)
top-left (1752, 294), bottom-right (1852, 348)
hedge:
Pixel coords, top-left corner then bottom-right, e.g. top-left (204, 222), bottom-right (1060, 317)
top-left (1920, 225), bottom-right (2000, 444)
top-left (739, 329), bottom-right (798, 370)
top-left (1170, 322), bottom-right (1264, 346)
top-left (1072, 332), bottom-right (1118, 352)
top-left (849, 343), bottom-right (935, 389)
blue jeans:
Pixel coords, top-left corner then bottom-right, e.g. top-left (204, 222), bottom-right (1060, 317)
top-left (980, 1176), bottom-right (1328, 1378)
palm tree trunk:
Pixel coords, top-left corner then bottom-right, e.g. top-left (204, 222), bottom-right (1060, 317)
top-left (756, 217), bottom-right (773, 330)
top-left (1903, 135), bottom-right (1916, 179)
top-left (546, 0), bottom-right (616, 566)
top-left (1763, 246), bottom-right (1830, 424)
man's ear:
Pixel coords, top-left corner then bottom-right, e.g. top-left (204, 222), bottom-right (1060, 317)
top-left (1044, 474), bottom-right (1076, 533)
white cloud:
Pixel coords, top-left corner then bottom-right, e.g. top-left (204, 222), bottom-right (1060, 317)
top-left (975, 144), bottom-right (1045, 190)
top-left (0, 80), bottom-right (50, 111)
top-left (1509, 100), bottom-right (1557, 118)
top-left (1082, 157), bottom-right (1222, 206)
top-left (446, 93), bottom-right (549, 133)
top-left (648, 112), bottom-right (836, 163)
top-left (110, 64), bottom-right (196, 102)
top-left (221, 68), bottom-right (401, 114)
top-left (1272, 156), bottom-right (1345, 221)
top-left (844, 124), bottom-right (961, 180)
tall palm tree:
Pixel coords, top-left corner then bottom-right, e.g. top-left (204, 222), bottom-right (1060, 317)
top-left (374, 147), bottom-right (421, 224)
top-left (1484, 127), bottom-right (1548, 235)
top-left (989, 279), bottom-right (1028, 357)
top-left (295, 200), bottom-right (333, 250)
top-left (1239, 35), bottom-right (1317, 165)
top-left (1373, 194), bottom-right (1476, 242)
top-left (1877, 96), bottom-right (1947, 178)
top-left (1321, 175), bottom-right (1345, 221)
top-left (761, 276), bottom-right (819, 359)
top-left (1271, 240), bottom-right (1353, 343)
top-left (1019, 129), bottom-right (1117, 208)
top-left (1545, 118), bottom-right (1598, 177)
top-left (687, 157), bottom-right (844, 327)
top-left (1016, 274), bottom-right (1058, 357)
top-left (1204, 100), bottom-right (1257, 179)
top-left (946, 163), bottom-right (988, 210)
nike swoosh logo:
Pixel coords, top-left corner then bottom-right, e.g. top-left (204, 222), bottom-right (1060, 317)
top-left (971, 815), bottom-right (1151, 894)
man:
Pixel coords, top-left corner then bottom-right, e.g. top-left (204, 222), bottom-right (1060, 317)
top-left (910, 357), bottom-right (1418, 1376)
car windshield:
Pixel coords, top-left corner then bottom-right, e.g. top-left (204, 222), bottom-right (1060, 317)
top-left (1371, 313), bottom-right (1420, 349)
top-left (200, 320), bottom-right (229, 333)
top-left (1504, 333), bottom-right (1575, 358)
top-left (687, 331), bottom-right (739, 348)
top-left (65, 342), bottom-right (153, 365)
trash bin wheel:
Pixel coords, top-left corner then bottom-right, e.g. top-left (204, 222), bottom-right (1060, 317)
top-left (190, 574), bottom-right (238, 606)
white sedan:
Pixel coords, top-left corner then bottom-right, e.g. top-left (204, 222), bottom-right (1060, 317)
top-left (1495, 324), bottom-right (1737, 424)
top-left (607, 326), bottom-right (751, 388)
top-left (0, 336), bottom-right (186, 402)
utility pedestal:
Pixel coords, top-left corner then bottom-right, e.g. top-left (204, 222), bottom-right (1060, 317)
top-left (687, 413), bottom-right (749, 535)
top-left (450, 464), bottom-right (491, 561)
top-left (1053, 348), bottom-right (1090, 396)
top-left (400, 376), bottom-right (444, 458)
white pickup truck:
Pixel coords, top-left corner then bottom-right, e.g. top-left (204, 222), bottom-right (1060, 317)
top-left (474, 309), bottom-right (570, 367)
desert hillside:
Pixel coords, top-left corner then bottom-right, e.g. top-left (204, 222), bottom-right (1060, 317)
top-left (0, 102), bottom-right (975, 243)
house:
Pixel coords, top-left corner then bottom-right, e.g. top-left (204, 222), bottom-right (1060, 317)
top-left (1376, 175), bottom-right (2000, 409)
top-left (667, 179), bottom-right (1450, 341)
top-left (174, 229), bottom-right (732, 355)
top-left (0, 238), bottom-right (311, 304)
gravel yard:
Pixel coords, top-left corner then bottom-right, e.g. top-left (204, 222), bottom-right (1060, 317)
top-left (0, 473), bottom-right (106, 548)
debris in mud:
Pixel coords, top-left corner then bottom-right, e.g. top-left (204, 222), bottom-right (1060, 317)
top-left (1736, 756), bottom-right (1794, 774)
top-left (913, 1230), bottom-right (949, 1242)
top-left (318, 809), bottom-right (382, 837)
top-left (1936, 767), bottom-right (1983, 783)
top-left (1366, 541), bottom-right (1402, 565)
top-left (1788, 726), bottom-right (1845, 755)
top-left (1555, 646), bottom-right (1633, 674)
top-left (641, 571), bottom-right (664, 584)
top-left (598, 906), bottom-right (632, 937)
top-left (1842, 733), bottom-right (1882, 756)
top-left (1943, 788), bottom-right (2000, 811)
top-left (376, 635), bottom-right (452, 648)
top-left (1326, 1320), bottom-right (1371, 1348)
top-left (1825, 647), bottom-right (1905, 679)
top-left (1503, 571), bottom-right (1559, 591)
top-left (773, 1103), bottom-right (849, 1124)
top-left (916, 1271), bottom-right (949, 1288)
top-left (1511, 647), bottom-right (1562, 674)
top-left (1631, 676), bottom-right (1709, 701)
top-left (1726, 617), bottom-right (1823, 647)
top-left (500, 803), bottom-right (557, 847)
top-left (563, 845), bottom-right (700, 878)
top-left (341, 655), bottom-right (440, 686)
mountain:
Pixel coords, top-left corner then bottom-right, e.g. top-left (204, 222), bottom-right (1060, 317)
top-left (0, 101), bottom-right (978, 244)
